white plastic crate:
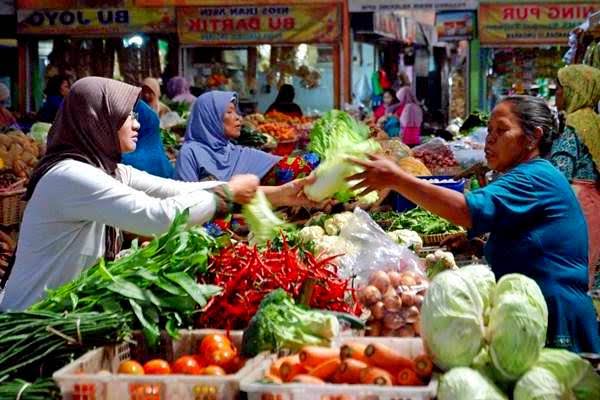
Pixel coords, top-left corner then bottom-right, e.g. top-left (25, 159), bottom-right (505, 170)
top-left (240, 337), bottom-right (438, 400)
top-left (53, 329), bottom-right (261, 400)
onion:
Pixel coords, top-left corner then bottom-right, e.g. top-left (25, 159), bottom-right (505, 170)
top-left (399, 273), bottom-right (417, 286)
top-left (401, 292), bottom-right (416, 307)
top-left (387, 271), bottom-right (402, 288)
top-left (360, 285), bottom-right (382, 306)
top-left (367, 320), bottom-right (382, 336)
top-left (397, 325), bottom-right (416, 337)
top-left (414, 294), bottom-right (424, 307)
top-left (383, 289), bottom-right (402, 312)
top-left (371, 301), bottom-right (385, 320)
top-left (403, 306), bottom-right (420, 324)
top-left (369, 271), bottom-right (391, 294)
top-left (414, 319), bottom-right (421, 335)
top-left (383, 312), bottom-right (404, 331)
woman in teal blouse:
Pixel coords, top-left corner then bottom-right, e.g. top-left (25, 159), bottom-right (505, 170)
top-left (349, 95), bottom-right (600, 353)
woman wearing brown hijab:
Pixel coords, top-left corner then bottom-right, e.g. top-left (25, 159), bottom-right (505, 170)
top-left (0, 77), bottom-right (310, 311)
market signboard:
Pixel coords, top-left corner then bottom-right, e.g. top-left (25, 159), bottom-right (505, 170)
top-left (17, 7), bottom-right (175, 35)
top-left (177, 4), bottom-right (340, 45)
top-left (479, 3), bottom-right (600, 46)
top-left (435, 10), bottom-right (476, 41)
top-left (349, 0), bottom-right (477, 13)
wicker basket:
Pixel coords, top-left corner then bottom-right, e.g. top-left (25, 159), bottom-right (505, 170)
top-left (420, 231), bottom-right (466, 247)
top-left (0, 188), bottom-right (26, 226)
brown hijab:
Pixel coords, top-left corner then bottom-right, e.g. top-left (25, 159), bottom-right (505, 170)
top-left (26, 77), bottom-right (141, 260)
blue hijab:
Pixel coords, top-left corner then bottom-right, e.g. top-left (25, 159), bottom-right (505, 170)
top-left (175, 91), bottom-right (280, 182)
top-left (121, 100), bottom-right (174, 178)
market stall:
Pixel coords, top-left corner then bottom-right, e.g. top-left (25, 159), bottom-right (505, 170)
top-left (478, 0), bottom-right (600, 112)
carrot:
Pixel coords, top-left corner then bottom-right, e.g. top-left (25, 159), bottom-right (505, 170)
top-left (299, 346), bottom-right (339, 368)
top-left (308, 358), bottom-right (341, 381)
top-left (263, 371), bottom-right (283, 384)
top-left (364, 343), bottom-right (415, 371)
top-left (337, 359), bottom-right (368, 384)
top-left (397, 368), bottom-right (423, 386)
top-left (280, 356), bottom-right (306, 382)
top-left (290, 374), bottom-right (325, 384)
top-left (414, 354), bottom-right (433, 378)
top-left (269, 355), bottom-right (296, 377)
top-left (340, 342), bottom-right (369, 363)
top-left (360, 367), bottom-right (394, 386)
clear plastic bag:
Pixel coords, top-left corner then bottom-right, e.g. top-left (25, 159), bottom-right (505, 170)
top-left (336, 208), bottom-right (424, 285)
top-left (160, 111), bottom-right (186, 130)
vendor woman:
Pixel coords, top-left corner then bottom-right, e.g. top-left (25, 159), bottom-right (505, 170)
top-left (349, 95), bottom-right (600, 353)
top-left (0, 77), bottom-right (314, 311)
top-left (176, 91), bottom-right (318, 189)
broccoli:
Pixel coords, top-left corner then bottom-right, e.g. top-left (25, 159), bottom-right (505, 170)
top-left (241, 289), bottom-right (340, 357)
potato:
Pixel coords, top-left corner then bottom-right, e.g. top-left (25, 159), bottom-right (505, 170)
top-left (9, 143), bottom-right (24, 158)
top-left (12, 159), bottom-right (27, 178)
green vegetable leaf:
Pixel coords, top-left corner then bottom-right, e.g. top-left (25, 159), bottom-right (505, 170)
top-left (129, 299), bottom-right (160, 348)
top-left (165, 272), bottom-right (221, 307)
top-left (107, 278), bottom-right (147, 302)
top-left (154, 277), bottom-right (186, 296)
top-left (69, 293), bottom-right (79, 311)
top-left (165, 319), bottom-right (181, 340)
top-left (136, 269), bottom-right (158, 282)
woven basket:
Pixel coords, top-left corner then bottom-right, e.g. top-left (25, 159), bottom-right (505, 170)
top-left (421, 231), bottom-right (466, 247)
top-left (0, 188), bottom-right (26, 226)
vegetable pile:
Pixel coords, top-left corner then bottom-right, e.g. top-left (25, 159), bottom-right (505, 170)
top-left (0, 130), bottom-right (42, 179)
top-left (370, 208), bottom-right (463, 236)
top-left (241, 289), bottom-right (342, 357)
top-left (242, 190), bottom-right (289, 246)
top-left (359, 270), bottom-right (427, 338)
top-left (30, 212), bottom-right (222, 347)
top-left (197, 242), bottom-right (356, 330)
top-left (261, 341), bottom-right (433, 387)
top-left (420, 267), bottom-right (600, 399)
top-left (413, 142), bottom-right (458, 172)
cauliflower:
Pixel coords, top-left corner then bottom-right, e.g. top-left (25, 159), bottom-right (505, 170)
top-left (387, 229), bottom-right (423, 251)
top-left (425, 249), bottom-right (458, 279)
top-left (314, 235), bottom-right (356, 259)
top-left (298, 226), bottom-right (325, 243)
top-left (324, 212), bottom-right (357, 235)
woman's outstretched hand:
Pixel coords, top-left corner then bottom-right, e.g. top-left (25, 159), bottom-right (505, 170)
top-left (347, 154), bottom-right (403, 196)
top-left (270, 173), bottom-right (321, 207)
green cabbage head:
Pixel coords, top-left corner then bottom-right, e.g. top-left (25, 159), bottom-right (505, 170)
top-left (421, 269), bottom-right (485, 371)
top-left (458, 264), bottom-right (496, 312)
top-left (488, 293), bottom-right (547, 382)
top-left (493, 274), bottom-right (548, 324)
top-left (535, 349), bottom-right (600, 400)
top-left (513, 367), bottom-right (568, 400)
top-left (438, 367), bottom-right (508, 400)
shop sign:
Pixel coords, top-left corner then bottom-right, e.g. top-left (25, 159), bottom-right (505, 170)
top-left (479, 3), bottom-right (600, 46)
top-left (177, 4), bottom-right (340, 45)
top-left (17, 7), bottom-right (175, 35)
top-left (435, 10), bottom-right (475, 41)
top-left (350, 0), bottom-right (477, 13)
top-left (373, 12), bottom-right (402, 41)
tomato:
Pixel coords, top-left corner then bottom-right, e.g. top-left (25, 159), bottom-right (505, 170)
top-left (203, 348), bottom-right (236, 369)
top-left (172, 355), bottom-right (203, 375)
top-left (73, 383), bottom-right (96, 400)
top-left (143, 359), bottom-right (171, 375)
top-left (224, 355), bottom-right (246, 374)
top-left (201, 365), bottom-right (226, 376)
top-left (118, 360), bottom-right (144, 375)
top-left (129, 384), bottom-right (160, 400)
top-left (197, 334), bottom-right (233, 356)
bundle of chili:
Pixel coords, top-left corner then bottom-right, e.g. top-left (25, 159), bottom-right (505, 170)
top-left (197, 241), bottom-right (359, 329)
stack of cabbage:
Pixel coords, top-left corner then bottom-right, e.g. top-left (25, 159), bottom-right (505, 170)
top-left (420, 266), bottom-right (600, 399)
top-left (304, 110), bottom-right (380, 203)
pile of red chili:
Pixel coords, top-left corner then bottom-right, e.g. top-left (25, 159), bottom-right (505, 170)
top-left (196, 242), bottom-right (359, 330)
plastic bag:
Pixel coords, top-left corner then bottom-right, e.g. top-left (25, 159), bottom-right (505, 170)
top-left (336, 208), bottom-right (424, 284)
top-left (29, 122), bottom-right (51, 145)
top-left (160, 111), bottom-right (186, 130)
top-left (413, 137), bottom-right (449, 154)
top-left (354, 73), bottom-right (372, 103)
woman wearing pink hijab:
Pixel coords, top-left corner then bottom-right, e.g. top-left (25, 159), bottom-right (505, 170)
top-left (396, 87), bottom-right (423, 146)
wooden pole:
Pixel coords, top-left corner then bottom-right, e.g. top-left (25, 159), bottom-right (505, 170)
top-left (342, 0), bottom-right (351, 104)
top-left (333, 43), bottom-right (340, 109)
top-left (17, 39), bottom-right (27, 114)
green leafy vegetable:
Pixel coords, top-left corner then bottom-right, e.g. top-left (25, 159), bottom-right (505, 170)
top-left (370, 208), bottom-right (463, 235)
top-left (438, 367), bottom-right (508, 400)
top-left (242, 190), bottom-right (290, 246)
top-left (513, 367), bottom-right (566, 400)
top-left (241, 289), bottom-right (340, 357)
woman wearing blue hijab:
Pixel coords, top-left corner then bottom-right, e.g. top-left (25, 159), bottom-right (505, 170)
top-left (176, 91), bottom-right (318, 198)
top-left (121, 100), bottom-right (174, 178)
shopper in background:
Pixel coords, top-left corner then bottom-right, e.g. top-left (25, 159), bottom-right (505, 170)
top-left (397, 87), bottom-right (423, 146)
top-left (121, 99), bottom-right (175, 179)
top-left (265, 84), bottom-right (303, 117)
top-left (0, 83), bottom-right (17, 129)
top-left (166, 76), bottom-right (196, 106)
top-left (141, 77), bottom-right (171, 117)
top-left (0, 77), bottom-right (264, 311)
top-left (176, 90), bottom-right (318, 195)
top-left (349, 95), bottom-right (599, 353)
top-left (373, 89), bottom-right (400, 121)
top-left (549, 64), bottom-right (600, 289)
top-left (37, 75), bottom-right (70, 123)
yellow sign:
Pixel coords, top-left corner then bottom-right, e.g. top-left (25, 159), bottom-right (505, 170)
top-left (17, 7), bottom-right (175, 35)
top-left (479, 3), bottom-right (600, 45)
top-left (177, 4), bottom-right (340, 44)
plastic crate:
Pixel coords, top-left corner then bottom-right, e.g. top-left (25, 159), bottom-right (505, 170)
top-left (53, 329), bottom-right (261, 400)
top-left (391, 176), bottom-right (465, 212)
top-left (240, 337), bottom-right (438, 400)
